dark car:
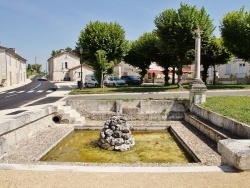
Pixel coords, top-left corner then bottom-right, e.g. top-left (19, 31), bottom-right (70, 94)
top-left (121, 75), bottom-right (142, 85)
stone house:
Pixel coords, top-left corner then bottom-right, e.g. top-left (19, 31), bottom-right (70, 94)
top-left (112, 61), bottom-right (140, 77)
top-left (211, 57), bottom-right (250, 79)
top-left (47, 50), bottom-right (94, 82)
top-left (0, 45), bottom-right (27, 87)
top-left (68, 64), bottom-right (95, 82)
top-left (205, 57), bottom-right (250, 84)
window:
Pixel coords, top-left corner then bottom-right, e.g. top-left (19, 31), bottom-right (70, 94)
top-left (65, 62), bottom-right (68, 69)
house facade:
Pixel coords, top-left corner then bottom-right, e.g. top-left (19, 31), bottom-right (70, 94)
top-left (0, 45), bottom-right (27, 87)
top-left (47, 50), bottom-right (94, 82)
top-left (207, 57), bottom-right (250, 81)
top-left (112, 61), bottom-right (140, 77)
top-left (68, 64), bottom-right (95, 82)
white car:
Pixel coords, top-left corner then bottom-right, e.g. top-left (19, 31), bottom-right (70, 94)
top-left (103, 76), bottom-right (127, 86)
top-left (84, 74), bottom-right (98, 87)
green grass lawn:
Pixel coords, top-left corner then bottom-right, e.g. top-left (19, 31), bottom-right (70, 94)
top-left (200, 96), bottom-right (250, 126)
top-left (70, 84), bottom-right (250, 95)
top-left (70, 84), bottom-right (182, 94)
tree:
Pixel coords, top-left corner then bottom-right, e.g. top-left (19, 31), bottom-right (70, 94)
top-left (221, 7), bottom-right (250, 61)
top-left (95, 50), bottom-right (114, 87)
top-left (124, 32), bottom-right (158, 81)
top-left (31, 64), bottom-right (42, 73)
top-left (201, 37), bottom-right (232, 84)
top-left (65, 47), bottom-right (72, 51)
top-left (27, 64), bottom-right (32, 71)
top-left (77, 21), bottom-right (129, 85)
top-left (154, 3), bottom-right (214, 88)
top-left (51, 47), bottom-right (72, 56)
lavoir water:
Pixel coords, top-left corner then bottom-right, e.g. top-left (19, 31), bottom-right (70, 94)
top-left (41, 130), bottom-right (193, 163)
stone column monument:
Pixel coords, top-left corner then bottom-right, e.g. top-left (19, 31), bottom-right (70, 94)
top-left (189, 27), bottom-right (207, 104)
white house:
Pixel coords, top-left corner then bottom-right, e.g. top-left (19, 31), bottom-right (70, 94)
top-left (112, 61), bottom-right (140, 77)
top-left (208, 57), bottom-right (250, 80)
top-left (47, 50), bottom-right (94, 82)
top-left (68, 64), bottom-right (95, 82)
top-left (0, 45), bottom-right (27, 87)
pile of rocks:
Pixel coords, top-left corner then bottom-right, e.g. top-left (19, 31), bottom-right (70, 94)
top-left (98, 116), bottom-right (135, 151)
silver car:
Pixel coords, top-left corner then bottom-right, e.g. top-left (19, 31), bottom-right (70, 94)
top-left (103, 76), bottom-right (127, 86)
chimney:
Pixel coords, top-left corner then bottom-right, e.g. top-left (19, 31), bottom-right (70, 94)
top-left (9, 48), bottom-right (16, 53)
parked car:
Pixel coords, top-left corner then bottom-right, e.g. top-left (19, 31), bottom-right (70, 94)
top-left (103, 76), bottom-right (127, 86)
top-left (84, 74), bottom-right (98, 87)
top-left (121, 75), bottom-right (142, 85)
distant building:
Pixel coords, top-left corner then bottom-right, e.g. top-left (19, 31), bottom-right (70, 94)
top-left (207, 57), bottom-right (250, 81)
top-left (0, 45), bottom-right (27, 87)
top-left (47, 50), bottom-right (94, 82)
top-left (145, 62), bottom-right (194, 83)
top-left (68, 64), bottom-right (95, 82)
top-left (113, 61), bottom-right (194, 83)
top-left (112, 61), bottom-right (140, 77)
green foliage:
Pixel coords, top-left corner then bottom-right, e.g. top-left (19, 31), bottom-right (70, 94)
top-left (154, 3), bottom-right (214, 87)
top-left (200, 96), bottom-right (250, 125)
top-left (221, 7), bottom-right (250, 61)
top-left (77, 21), bottom-right (129, 68)
top-left (94, 50), bottom-right (114, 85)
top-left (51, 47), bottom-right (72, 56)
top-left (26, 70), bottom-right (33, 78)
top-left (201, 37), bottom-right (233, 84)
top-left (27, 64), bottom-right (32, 71)
top-left (124, 32), bottom-right (158, 81)
top-left (155, 3), bottom-right (214, 57)
top-left (26, 63), bottom-right (42, 75)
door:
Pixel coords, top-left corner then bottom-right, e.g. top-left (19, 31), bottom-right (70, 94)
top-left (239, 63), bottom-right (246, 78)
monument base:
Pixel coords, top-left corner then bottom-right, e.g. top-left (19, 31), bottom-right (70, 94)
top-left (189, 79), bottom-right (207, 105)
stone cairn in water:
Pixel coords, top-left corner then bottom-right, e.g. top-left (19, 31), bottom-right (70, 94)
top-left (98, 115), bottom-right (135, 151)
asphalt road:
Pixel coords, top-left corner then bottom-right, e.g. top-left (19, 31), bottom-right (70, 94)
top-left (0, 75), bottom-right (57, 110)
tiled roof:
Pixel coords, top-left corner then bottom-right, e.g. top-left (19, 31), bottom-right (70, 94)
top-left (0, 45), bottom-right (27, 62)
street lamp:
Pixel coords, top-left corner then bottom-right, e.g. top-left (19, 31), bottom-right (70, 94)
top-left (79, 46), bottom-right (83, 90)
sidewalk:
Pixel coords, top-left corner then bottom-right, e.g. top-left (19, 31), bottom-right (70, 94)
top-left (0, 78), bottom-right (32, 92)
top-left (0, 165), bottom-right (249, 188)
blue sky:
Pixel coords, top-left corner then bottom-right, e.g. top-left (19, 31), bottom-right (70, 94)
top-left (0, 0), bottom-right (250, 71)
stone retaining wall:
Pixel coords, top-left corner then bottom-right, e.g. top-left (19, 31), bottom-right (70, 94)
top-left (216, 78), bottom-right (250, 84)
top-left (0, 105), bottom-right (56, 157)
top-left (190, 104), bottom-right (250, 139)
top-left (66, 98), bottom-right (189, 121)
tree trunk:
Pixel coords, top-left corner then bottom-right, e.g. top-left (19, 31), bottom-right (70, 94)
top-left (177, 63), bottom-right (183, 89)
top-left (171, 66), bottom-right (176, 85)
top-left (213, 64), bottom-right (216, 85)
top-left (163, 66), bottom-right (170, 86)
top-left (201, 65), bottom-right (209, 84)
top-left (139, 67), bottom-right (147, 83)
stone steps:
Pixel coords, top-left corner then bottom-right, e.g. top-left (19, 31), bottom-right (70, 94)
top-left (184, 113), bottom-right (240, 142)
top-left (54, 105), bottom-right (85, 125)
